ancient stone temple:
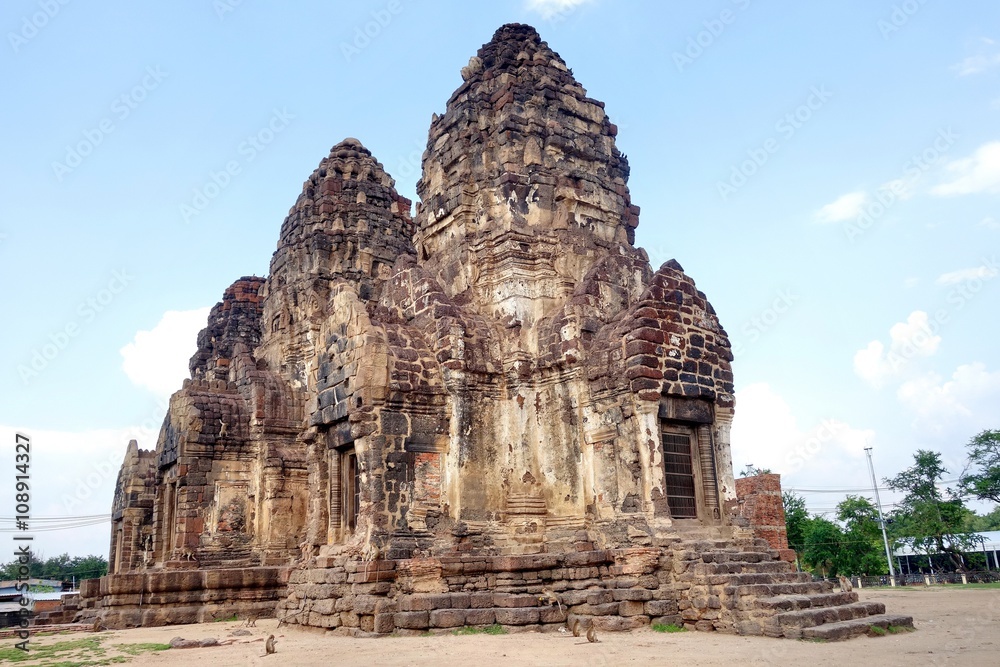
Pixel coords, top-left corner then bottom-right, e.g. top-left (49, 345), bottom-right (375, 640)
top-left (79, 24), bottom-right (911, 640)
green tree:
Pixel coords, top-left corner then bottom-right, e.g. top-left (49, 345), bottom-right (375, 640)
top-left (738, 464), bottom-right (773, 478)
top-left (801, 517), bottom-right (844, 577)
top-left (783, 492), bottom-right (809, 555)
top-left (836, 495), bottom-right (888, 575)
top-left (0, 551), bottom-right (108, 582)
top-left (69, 555), bottom-right (110, 580)
top-left (963, 505), bottom-right (1000, 532)
top-left (959, 429), bottom-right (1000, 504)
top-left (886, 450), bottom-right (980, 571)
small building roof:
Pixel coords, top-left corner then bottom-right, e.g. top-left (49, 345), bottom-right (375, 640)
top-left (893, 530), bottom-right (1000, 556)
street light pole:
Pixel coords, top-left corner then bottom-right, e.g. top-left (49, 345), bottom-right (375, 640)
top-left (865, 446), bottom-right (897, 585)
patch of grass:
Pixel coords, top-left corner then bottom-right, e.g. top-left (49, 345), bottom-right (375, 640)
top-left (868, 625), bottom-right (887, 636)
top-left (43, 659), bottom-right (128, 667)
top-left (887, 625), bottom-right (914, 634)
top-left (651, 623), bottom-right (687, 633)
top-left (451, 624), bottom-right (507, 636)
top-left (40, 659), bottom-right (128, 667)
top-left (113, 642), bottom-right (172, 655)
top-left (0, 648), bottom-right (27, 663)
top-left (0, 638), bottom-right (105, 663)
top-left (213, 613), bottom-right (239, 622)
top-left (0, 636), bottom-right (158, 667)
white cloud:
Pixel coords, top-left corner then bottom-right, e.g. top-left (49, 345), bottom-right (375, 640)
top-left (903, 277), bottom-right (919, 289)
top-left (897, 363), bottom-right (1000, 435)
top-left (524, 0), bottom-right (592, 20)
top-left (854, 341), bottom-right (891, 387)
top-left (980, 216), bottom-right (1000, 229)
top-left (814, 191), bottom-right (868, 223)
top-left (936, 264), bottom-right (1000, 285)
top-left (0, 420), bottom-right (165, 559)
top-left (952, 39), bottom-right (1000, 77)
top-left (931, 141), bottom-right (1000, 196)
top-left (731, 383), bottom-right (872, 480)
top-left (120, 307), bottom-right (210, 401)
top-left (953, 53), bottom-right (1000, 76)
top-left (853, 311), bottom-right (942, 388)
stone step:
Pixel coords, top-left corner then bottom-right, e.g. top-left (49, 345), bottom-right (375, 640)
top-left (723, 572), bottom-right (813, 586)
top-left (690, 561), bottom-right (791, 577)
top-left (799, 613), bottom-right (915, 642)
top-left (771, 601), bottom-right (885, 632)
top-left (701, 551), bottom-right (780, 564)
top-left (733, 581), bottom-right (832, 597)
top-left (748, 591), bottom-right (858, 612)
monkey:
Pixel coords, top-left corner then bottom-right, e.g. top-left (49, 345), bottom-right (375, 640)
top-left (92, 618), bottom-right (104, 633)
top-left (587, 625), bottom-right (599, 643)
top-left (218, 418), bottom-right (228, 438)
top-left (179, 548), bottom-right (200, 565)
top-left (244, 612), bottom-right (259, 627)
top-left (838, 575), bottom-right (853, 593)
top-left (572, 619), bottom-right (581, 637)
top-left (361, 534), bottom-right (380, 581)
top-left (265, 634), bottom-right (276, 655)
top-left (538, 588), bottom-right (564, 613)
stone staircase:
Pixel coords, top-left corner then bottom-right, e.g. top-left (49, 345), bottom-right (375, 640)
top-left (32, 592), bottom-right (81, 626)
top-left (668, 537), bottom-right (913, 640)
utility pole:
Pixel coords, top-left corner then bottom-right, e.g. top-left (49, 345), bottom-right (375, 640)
top-left (865, 446), bottom-right (897, 585)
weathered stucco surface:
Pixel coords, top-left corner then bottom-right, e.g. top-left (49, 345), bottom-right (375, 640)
top-left (79, 24), bottom-right (910, 640)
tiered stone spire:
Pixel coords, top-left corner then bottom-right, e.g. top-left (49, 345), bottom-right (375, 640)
top-left (415, 24), bottom-right (639, 329)
top-left (258, 138), bottom-right (413, 388)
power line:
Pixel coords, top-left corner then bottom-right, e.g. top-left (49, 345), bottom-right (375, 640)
top-left (786, 478), bottom-right (961, 494)
top-left (0, 515), bottom-right (110, 533)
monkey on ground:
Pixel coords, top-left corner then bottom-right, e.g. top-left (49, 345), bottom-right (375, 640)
top-left (838, 575), bottom-right (853, 593)
top-left (571, 619), bottom-right (581, 637)
top-left (265, 634), bottom-right (276, 655)
top-left (587, 625), bottom-right (599, 643)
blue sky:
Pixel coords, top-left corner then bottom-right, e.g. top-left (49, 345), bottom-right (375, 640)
top-left (1, 0), bottom-right (997, 558)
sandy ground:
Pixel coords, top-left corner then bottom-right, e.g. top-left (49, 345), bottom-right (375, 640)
top-left (12, 586), bottom-right (1000, 666)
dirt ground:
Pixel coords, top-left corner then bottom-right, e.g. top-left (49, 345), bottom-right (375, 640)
top-left (10, 586), bottom-right (1000, 666)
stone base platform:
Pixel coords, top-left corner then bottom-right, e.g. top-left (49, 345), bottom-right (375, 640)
top-left (278, 538), bottom-right (913, 640)
top-left (278, 547), bottom-right (679, 635)
top-left (75, 566), bottom-right (289, 629)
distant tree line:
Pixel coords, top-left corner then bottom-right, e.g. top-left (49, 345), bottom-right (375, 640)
top-left (783, 429), bottom-right (1000, 576)
top-left (0, 552), bottom-right (108, 584)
